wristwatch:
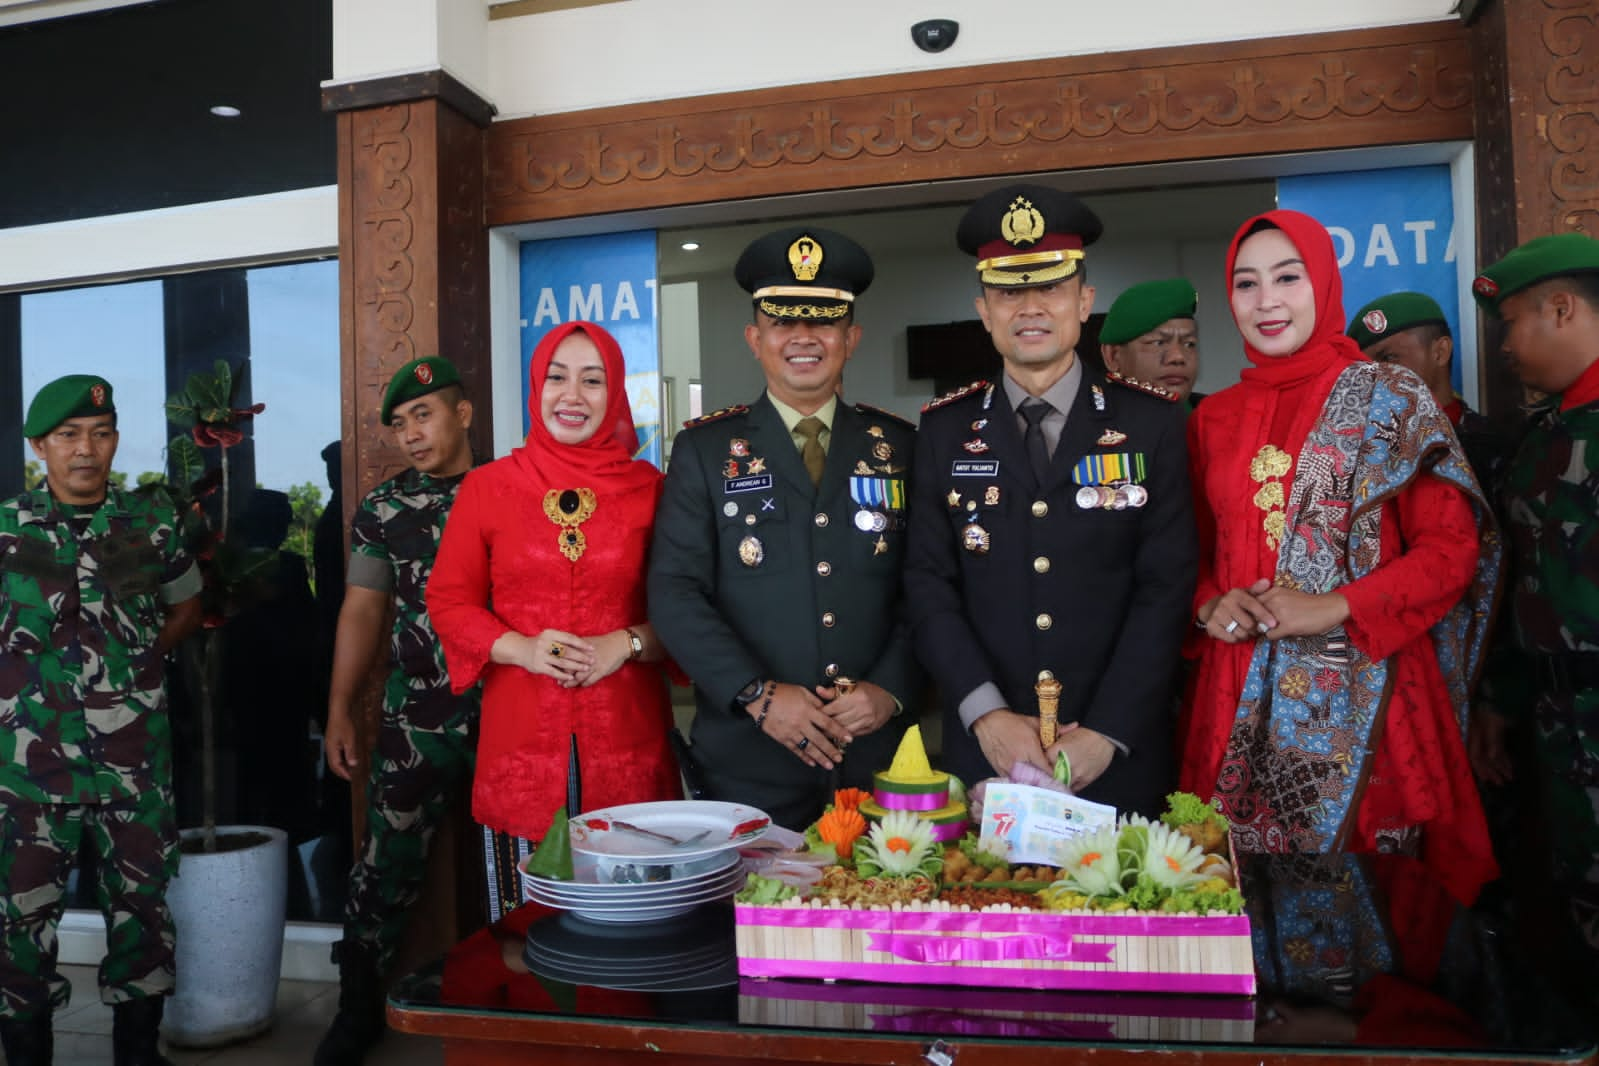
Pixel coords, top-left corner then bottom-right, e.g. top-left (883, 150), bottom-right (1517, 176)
top-left (733, 677), bottom-right (766, 711)
top-left (625, 628), bottom-right (644, 660)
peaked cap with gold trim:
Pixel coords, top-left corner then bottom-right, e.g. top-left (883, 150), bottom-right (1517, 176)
top-left (957, 184), bottom-right (1103, 289)
top-left (735, 226), bottom-right (874, 321)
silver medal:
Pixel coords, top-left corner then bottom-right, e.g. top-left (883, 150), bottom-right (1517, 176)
top-left (1076, 486), bottom-right (1100, 509)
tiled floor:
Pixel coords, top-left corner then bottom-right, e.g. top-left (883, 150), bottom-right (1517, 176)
top-left (14, 965), bottom-right (442, 1065)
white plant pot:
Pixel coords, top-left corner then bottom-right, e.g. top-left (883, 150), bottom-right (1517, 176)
top-left (164, 825), bottom-right (289, 1048)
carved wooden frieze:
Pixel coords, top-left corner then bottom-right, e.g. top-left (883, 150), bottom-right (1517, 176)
top-left (485, 23), bottom-right (1474, 226)
top-left (1541, 0), bottom-right (1599, 235)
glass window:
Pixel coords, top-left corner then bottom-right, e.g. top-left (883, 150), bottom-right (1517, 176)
top-left (12, 258), bottom-right (346, 923)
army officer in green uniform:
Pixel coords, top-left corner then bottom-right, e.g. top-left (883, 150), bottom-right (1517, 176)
top-left (0, 376), bottom-right (202, 1066)
top-left (649, 226), bottom-right (919, 829)
top-left (1473, 233), bottom-right (1599, 1005)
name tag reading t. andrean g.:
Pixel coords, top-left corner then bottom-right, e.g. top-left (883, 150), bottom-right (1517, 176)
top-left (725, 474), bottom-right (774, 495)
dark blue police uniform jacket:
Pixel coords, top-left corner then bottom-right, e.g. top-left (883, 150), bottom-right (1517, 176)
top-left (648, 394), bottom-right (920, 829)
top-left (903, 368), bottom-right (1197, 818)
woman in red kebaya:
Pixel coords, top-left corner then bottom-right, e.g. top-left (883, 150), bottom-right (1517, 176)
top-left (1179, 209), bottom-right (1499, 905)
top-left (428, 321), bottom-right (679, 920)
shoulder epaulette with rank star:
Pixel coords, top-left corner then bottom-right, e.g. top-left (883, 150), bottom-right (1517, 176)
top-left (1105, 372), bottom-right (1177, 403)
top-left (853, 401), bottom-right (915, 429)
top-left (921, 379), bottom-right (989, 414)
top-left (681, 404), bottom-right (749, 429)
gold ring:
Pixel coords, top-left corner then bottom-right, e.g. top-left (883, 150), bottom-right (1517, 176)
top-left (550, 642), bottom-right (564, 658)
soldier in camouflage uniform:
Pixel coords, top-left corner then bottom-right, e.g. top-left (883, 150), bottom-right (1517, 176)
top-left (315, 356), bottom-right (480, 1066)
top-left (1472, 234), bottom-right (1599, 1006)
top-left (0, 375), bottom-right (202, 1066)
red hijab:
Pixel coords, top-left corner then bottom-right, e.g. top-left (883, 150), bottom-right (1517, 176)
top-left (1227, 209), bottom-right (1366, 390)
top-left (510, 321), bottom-right (660, 494)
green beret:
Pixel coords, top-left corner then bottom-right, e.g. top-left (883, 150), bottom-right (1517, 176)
top-left (1473, 232), bottom-right (1599, 317)
top-left (957, 184), bottom-right (1102, 289)
top-left (1099, 279), bottom-right (1198, 345)
top-left (381, 356), bottom-right (463, 423)
top-left (735, 227), bottom-right (874, 321)
top-left (23, 374), bottom-right (115, 438)
top-left (1347, 291), bottom-right (1449, 350)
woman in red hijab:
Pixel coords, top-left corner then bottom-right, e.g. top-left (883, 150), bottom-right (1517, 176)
top-left (428, 321), bottom-right (680, 920)
top-left (1179, 210), bottom-right (1500, 905)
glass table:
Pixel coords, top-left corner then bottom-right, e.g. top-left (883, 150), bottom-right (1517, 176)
top-left (388, 853), bottom-right (1597, 1065)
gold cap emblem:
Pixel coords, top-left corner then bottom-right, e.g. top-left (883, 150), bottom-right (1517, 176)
top-left (788, 235), bottom-right (824, 281)
top-left (1000, 197), bottom-right (1046, 247)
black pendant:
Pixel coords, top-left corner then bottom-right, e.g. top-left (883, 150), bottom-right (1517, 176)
top-left (559, 489), bottom-right (581, 515)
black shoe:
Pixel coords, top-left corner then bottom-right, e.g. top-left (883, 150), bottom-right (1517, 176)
top-left (112, 997), bottom-right (173, 1066)
top-left (313, 939), bottom-right (386, 1066)
top-left (0, 1011), bottom-right (53, 1066)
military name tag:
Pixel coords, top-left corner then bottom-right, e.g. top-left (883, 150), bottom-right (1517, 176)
top-left (951, 460), bottom-right (999, 478)
top-left (725, 474), bottom-right (774, 494)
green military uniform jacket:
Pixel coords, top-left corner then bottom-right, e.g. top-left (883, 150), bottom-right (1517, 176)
top-left (648, 394), bottom-right (920, 828)
top-left (0, 486), bottom-right (200, 804)
top-left (348, 467), bottom-right (469, 697)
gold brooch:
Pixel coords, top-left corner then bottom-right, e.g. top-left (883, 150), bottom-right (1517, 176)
top-left (544, 488), bottom-right (598, 562)
top-left (1249, 445), bottom-right (1292, 551)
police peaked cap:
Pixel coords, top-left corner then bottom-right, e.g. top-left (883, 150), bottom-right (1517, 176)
top-left (735, 226), bottom-right (874, 321)
top-left (957, 184), bottom-right (1103, 288)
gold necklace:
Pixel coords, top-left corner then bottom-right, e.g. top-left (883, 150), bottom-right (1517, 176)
top-left (543, 488), bottom-right (598, 562)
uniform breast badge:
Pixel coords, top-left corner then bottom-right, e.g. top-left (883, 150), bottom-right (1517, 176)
top-left (1096, 428), bottom-right (1128, 446)
top-left (961, 523), bottom-right (991, 555)
top-left (946, 489), bottom-right (962, 508)
top-left (730, 438), bottom-right (751, 457)
top-left (1091, 385), bottom-right (1106, 412)
top-left (738, 535), bottom-right (765, 567)
top-left (854, 460), bottom-right (875, 476)
top-left (543, 488), bottom-right (598, 562)
top-left (747, 457), bottom-right (767, 474)
top-left (723, 459), bottom-right (742, 478)
top-left (984, 485), bottom-right (1001, 506)
top-left (962, 439), bottom-right (990, 454)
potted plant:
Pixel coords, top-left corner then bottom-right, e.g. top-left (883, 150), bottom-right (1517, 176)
top-left (144, 359), bottom-right (289, 1047)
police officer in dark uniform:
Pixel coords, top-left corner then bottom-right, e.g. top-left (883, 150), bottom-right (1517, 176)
top-left (649, 226), bottom-right (919, 829)
top-left (904, 185), bottom-right (1197, 817)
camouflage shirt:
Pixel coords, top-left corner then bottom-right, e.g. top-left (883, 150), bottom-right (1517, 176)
top-left (347, 467), bottom-right (467, 691)
top-left (1501, 401), bottom-right (1599, 655)
top-left (0, 486), bottom-right (200, 804)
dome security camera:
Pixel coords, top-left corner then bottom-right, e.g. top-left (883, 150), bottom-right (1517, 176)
top-left (911, 19), bottom-right (959, 53)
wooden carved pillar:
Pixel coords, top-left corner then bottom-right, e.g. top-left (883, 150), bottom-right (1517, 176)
top-left (325, 72), bottom-right (495, 963)
top-left (1469, 0), bottom-right (1599, 416)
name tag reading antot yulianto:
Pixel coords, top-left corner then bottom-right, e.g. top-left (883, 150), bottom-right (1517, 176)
top-left (951, 460), bottom-right (999, 478)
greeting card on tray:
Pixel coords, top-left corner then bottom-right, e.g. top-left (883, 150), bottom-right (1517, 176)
top-left (978, 783), bottom-right (1116, 866)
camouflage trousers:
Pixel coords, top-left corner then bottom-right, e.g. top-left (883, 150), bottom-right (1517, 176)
top-left (0, 790), bottom-right (178, 1019)
top-left (1531, 690), bottom-right (1599, 999)
top-left (342, 677), bottom-right (477, 973)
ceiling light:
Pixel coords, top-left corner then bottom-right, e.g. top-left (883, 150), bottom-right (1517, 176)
top-left (680, 241), bottom-right (701, 251)
top-left (210, 105), bottom-right (242, 118)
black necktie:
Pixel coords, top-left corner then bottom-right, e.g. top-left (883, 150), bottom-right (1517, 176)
top-left (1019, 398), bottom-right (1053, 485)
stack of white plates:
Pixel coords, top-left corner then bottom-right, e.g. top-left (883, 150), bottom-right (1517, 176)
top-left (520, 849), bottom-right (744, 923)
top-left (524, 908), bottom-right (737, 992)
top-left (518, 800), bottom-right (771, 924)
